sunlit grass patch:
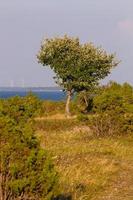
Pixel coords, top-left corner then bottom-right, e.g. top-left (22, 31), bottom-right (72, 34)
top-left (35, 118), bottom-right (133, 200)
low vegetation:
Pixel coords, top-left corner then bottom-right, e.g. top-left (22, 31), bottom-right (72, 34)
top-left (35, 118), bottom-right (133, 200)
top-left (0, 82), bottom-right (133, 199)
top-left (89, 82), bottom-right (133, 136)
top-left (0, 96), bottom-right (59, 200)
top-left (0, 93), bottom-right (41, 123)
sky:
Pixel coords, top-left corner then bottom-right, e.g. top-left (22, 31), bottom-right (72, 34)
top-left (0, 0), bottom-right (133, 87)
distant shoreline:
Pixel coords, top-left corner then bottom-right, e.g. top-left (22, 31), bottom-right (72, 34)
top-left (0, 89), bottom-right (65, 100)
top-left (0, 87), bottom-right (62, 92)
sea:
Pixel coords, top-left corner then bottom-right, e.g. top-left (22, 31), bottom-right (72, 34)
top-left (0, 87), bottom-right (66, 101)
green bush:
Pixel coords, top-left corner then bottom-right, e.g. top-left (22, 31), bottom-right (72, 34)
top-left (74, 90), bottom-right (95, 113)
top-left (0, 116), bottom-right (59, 200)
top-left (88, 112), bottom-right (119, 136)
top-left (77, 113), bottom-right (89, 123)
top-left (93, 82), bottom-right (133, 113)
top-left (87, 82), bottom-right (133, 136)
top-left (88, 111), bottom-right (133, 137)
top-left (123, 113), bottom-right (133, 133)
top-left (0, 93), bottom-right (42, 123)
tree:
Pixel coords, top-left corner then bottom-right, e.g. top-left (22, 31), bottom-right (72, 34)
top-left (37, 35), bottom-right (119, 116)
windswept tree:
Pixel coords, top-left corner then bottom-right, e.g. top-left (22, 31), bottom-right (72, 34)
top-left (37, 35), bottom-right (119, 116)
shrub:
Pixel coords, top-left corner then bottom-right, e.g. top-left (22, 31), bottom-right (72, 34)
top-left (93, 82), bottom-right (133, 113)
top-left (0, 116), bottom-right (59, 200)
top-left (74, 90), bottom-right (95, 113)
top-left (88, 111), bottom-right (133, 136)
top-left (123, 113), bottom-right (133, 133)
top-left (77, 113), bottom-right (89, 123)
top-left (0, 93), bottom-right (42, 123)
top-left (87, 82), bottom-right (133, 136)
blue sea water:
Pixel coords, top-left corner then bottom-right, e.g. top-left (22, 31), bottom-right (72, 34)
top-left (0, 90), bottom-right (66, 101)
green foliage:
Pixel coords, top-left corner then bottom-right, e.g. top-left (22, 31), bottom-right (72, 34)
top-left (88, 82), bottom-right (133, 136)
top-left (93, 82), bottom-right (133, 113)
top-left (0, 93), bottom-right (42, 123)
top-left (37, 35), bottom-right (118, 115)
top-left (77, 113), bottom-right (89, 123)
top-left (88, 111), bottom-right (133, 136)
top-left (75, 89), bottom-right (97, 113)
top-left (0, 116), bottom-right (58, 200)
top-left (0, 95), bottom-right (59, 199)
top-left (37, 35), bottom-right (118, 93)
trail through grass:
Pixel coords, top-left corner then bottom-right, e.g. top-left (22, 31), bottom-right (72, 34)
top-left (35, 117), bottom-right (133, 200)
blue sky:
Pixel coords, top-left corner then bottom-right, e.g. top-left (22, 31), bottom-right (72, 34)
top-left (0, 0), bottom-right (133, 87)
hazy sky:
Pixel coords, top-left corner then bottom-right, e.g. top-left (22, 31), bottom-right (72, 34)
top-left (0, 0), bottom-right (133, 87)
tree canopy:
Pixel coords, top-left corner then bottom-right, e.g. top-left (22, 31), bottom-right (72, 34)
top-left (37, 35), bottom-right (119, 115)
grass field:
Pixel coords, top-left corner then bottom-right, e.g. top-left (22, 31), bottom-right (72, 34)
top-left (35, 116), bottom-right (133, 200)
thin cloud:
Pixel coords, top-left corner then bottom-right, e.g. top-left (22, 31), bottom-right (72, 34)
top-left (118, 19), bottom-right (133, 36)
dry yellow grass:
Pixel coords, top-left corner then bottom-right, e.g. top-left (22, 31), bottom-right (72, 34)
top-left (35, 113), bottom-right (77, 120)
top-left (35, 117), bottom-right (133, 200)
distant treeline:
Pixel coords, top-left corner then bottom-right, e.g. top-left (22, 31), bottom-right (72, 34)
top-left (0, 86), bottom-right (61, 91)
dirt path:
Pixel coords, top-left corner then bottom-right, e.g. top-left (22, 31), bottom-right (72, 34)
top-left (35, 114), bottom-right (77, 120)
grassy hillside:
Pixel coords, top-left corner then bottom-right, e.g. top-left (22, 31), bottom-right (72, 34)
top-left (35, 116), bottom-right (133, 200)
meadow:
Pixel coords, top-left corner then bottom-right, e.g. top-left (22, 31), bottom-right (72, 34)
top-left (36, 118), bottom-right (133, 200)
top-left (0, 82), bottom-right (133, 200)
top-left (35, 110), bottom-right (133, 199)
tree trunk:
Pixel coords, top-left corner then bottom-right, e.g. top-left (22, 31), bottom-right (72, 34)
top-left (65, 90), bottom-right (72, 117)
top-left (83, 94), bottom-right (88, 108)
